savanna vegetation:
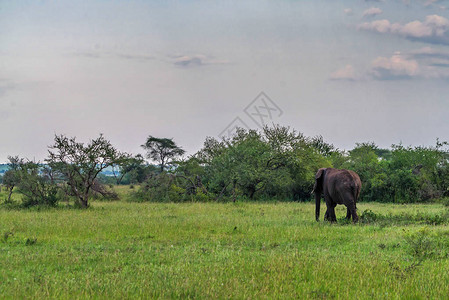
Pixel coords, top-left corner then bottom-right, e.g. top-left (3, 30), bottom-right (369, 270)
top-left (1, 125), bottom-right (449, 298)
top-left (1, 125), bottom-right (449, 207)
top-left (1, 192), bottom-right (449, 298)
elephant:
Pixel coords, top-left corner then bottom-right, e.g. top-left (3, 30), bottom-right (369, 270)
top-left (312, 168), bottom-right (361, 223)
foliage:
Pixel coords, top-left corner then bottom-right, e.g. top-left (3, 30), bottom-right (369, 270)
top-left (342, 141), bottom-right (449, 203)
top-left (3, 125), bottom-right (449, 204)
top-left (46, 134), bottom-right (125, 208)
top-left (110, 154), bottom-right (153, 185)
top-left (141, 136), bottom-right (185, 172)
top-left (134, 172), bottom-right (211, 203)
top-left (2, 171), bottom-right (19, 202)
top-left (133, 126), bottom-right (449, 203)
top-left (15, 163), bottom-right (59, 207)
top-left (2, 156), bottom-right (59, 207)
top-left (197, 126), bottom-right (331, 202)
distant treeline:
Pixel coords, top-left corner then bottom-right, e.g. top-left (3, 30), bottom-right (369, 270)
top-left (0, 165), bottom-right (8, 175)
top-left (1, 125), bottom-right (449, 207)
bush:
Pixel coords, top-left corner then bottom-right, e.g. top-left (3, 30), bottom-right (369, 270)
top-left (134, 173), bottom-right (182, 202)
top-left (134, 173), bottom-right (214, 203)
top-left (15, 163), bottom-right (60, 207)
top-left (360, 209), bottom-right (380, 223)
top-left (404, 228), bottom-right (434, 259)
top-left (440, 197), bottom-right (449, 207)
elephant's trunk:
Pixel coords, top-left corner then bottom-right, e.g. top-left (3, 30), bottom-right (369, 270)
top-left (315, 191), bottom-right (321, 221)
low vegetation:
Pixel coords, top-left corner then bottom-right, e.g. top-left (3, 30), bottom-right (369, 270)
top-left (0, 189), bottom-right (448, 298)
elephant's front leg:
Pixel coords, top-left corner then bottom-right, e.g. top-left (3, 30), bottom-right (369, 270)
top-left (324, 209), bottom-right (330, 221)
top-left (346, 207), bottom-right (351, 220)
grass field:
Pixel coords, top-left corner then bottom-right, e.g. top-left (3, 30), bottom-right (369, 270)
top-left (1, 187), bottom-right (449, 299)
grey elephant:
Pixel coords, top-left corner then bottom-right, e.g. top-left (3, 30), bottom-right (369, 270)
top-left (312, 168), bottom-right (361, 223)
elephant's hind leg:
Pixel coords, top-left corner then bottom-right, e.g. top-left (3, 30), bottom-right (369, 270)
top-left (349, 202), bottom-right (358, 223)
top-left (346, 207), bottom-right (351, 220)
top-left (328, 204), bottom-right (337, 222)
top-left (324, 195), bottom-right (337, 223)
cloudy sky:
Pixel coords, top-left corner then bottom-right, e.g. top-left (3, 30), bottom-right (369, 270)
top-left (1, 0), bottom-right (449, 162)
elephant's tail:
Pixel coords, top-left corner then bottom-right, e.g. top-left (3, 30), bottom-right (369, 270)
top-left (350, 182), bottom-right (360, 210)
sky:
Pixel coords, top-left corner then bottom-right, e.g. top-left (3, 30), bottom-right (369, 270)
top-left (1, 0), bottom-right (449, 162)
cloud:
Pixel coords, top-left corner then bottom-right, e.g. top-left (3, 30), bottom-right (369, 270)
top-left (370, 52), bottom-right (419, 80)
top-left (174, 55), bottom-right (205, 67)
top-left (362, 7), bottom-right (383, 18)
top-left (73, 51), bottom-right (227, 68)
top-left (359, 19), bottom-right (391, 33)
top-left (330, 65), bottom-right (356, 81)
top-left (358, 15), bottom-right (449, 45)
top-left (171, 54), bottom-right (230, 68)
top-left (367, 49), bottom-right (449, 80)
top-left (431, 62), bottom-right (449, 67)
top-left (115, 53), bottom-right (155, 61)
top-left (409, 46), bottom-right (449, 59)
top-left (330, 47), bottom-right (449, 82)
top-left (402, 0), bottom-right (447, 10)
top-left (73, 51), bottom-right (154, 61)
top-left (344, 8), bottom-right (353, 16)
top-left (407, 47), bottom-right (449, 78)
top-left (423, 0), bottom-right (442, 7)
top-left (425, 0), bottom-right (437, 5)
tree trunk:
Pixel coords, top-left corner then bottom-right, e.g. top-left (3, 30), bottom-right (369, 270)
top-left (249, 187), bottom-right (256, 199)
top-left (7, 187), bottom-right (14, 202)
top-left (80, 197), bottom-right (89, 208)
top-left (79, 191), bottom-right (89, 208)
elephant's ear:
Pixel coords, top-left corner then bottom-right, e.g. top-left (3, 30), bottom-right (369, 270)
top-left (312, 168), bottom-right (326, 193)
top-left (315, 168), bottom-right (326, 180)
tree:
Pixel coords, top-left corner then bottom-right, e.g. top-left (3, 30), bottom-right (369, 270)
top-left (3, 156), bottom-right (23, 202)
top-left (46, 134), bottom-right (124, 208)
top-left (15, 161), bottom-right (59, 207)
top-left (310, 135), bottom-right (337, 157)
top-left (3, 156), bottom-right (59, 206)
top-left (201, 126), bottom-right (328, 201)
top-left (141, 136), bottom-right (185, 172)
top-left (111, 154), bottom-right (146, 184)
top-left (345, 143), bottom-right (388, 202)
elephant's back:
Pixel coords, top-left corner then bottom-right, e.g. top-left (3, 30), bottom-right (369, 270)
top-left (336, 169), bottom-right (362, 192)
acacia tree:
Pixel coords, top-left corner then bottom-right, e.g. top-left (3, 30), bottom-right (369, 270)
top-left (141, 136), bottom-right (185, 172)
top-left (46, 134), bottom-right (124, 208)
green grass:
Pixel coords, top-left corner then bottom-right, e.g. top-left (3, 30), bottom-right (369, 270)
top-left (1, 188), bottom-right (449, 299)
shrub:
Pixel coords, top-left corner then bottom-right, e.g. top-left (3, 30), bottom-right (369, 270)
top-left (360, 209), bottom-right (380, 223)
top-left (440, 197), bottom-right (449, 207)
top-left (15, 163), bottom-right (60, 207)
top-left (134, 173), bottom-right (214, 203)
top-left (404, 228), bottom-right (434, 259)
